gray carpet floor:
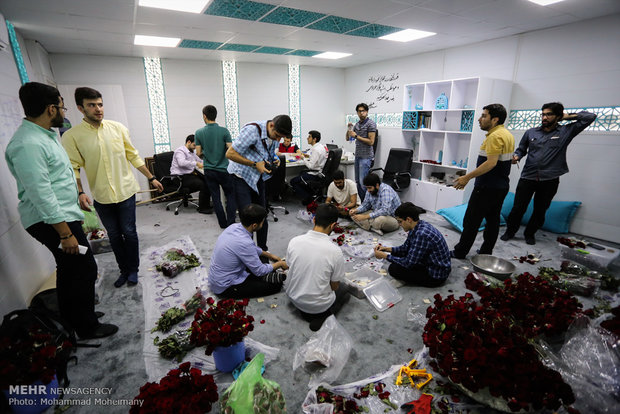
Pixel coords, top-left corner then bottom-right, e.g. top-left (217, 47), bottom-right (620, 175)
top-left (60, 197), bottom-right (620, 414)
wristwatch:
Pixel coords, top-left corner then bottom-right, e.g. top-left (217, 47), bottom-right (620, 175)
top-left (148, 177), bottom-right (156, 182)
top-left (252, 162), bottom-right (257, 168)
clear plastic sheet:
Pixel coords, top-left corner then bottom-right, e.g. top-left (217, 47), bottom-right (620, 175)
top-left (538, 314), bottom-right (620, 413)
top-left (297, 209), bottom-right (315, 223)
top-left (293, 315), bottom-right (353, 388)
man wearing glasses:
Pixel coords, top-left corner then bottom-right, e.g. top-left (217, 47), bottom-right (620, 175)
top-left (346, 103), bottom-right (377, 201)
top-left (226, 115), bottom-right (292, 250)
top-left (6, 82), bottom-right (117, 339)
top-left (500, 104), bottom-right (596, 245)
top-left (62, 87), bottom-right (163, 288)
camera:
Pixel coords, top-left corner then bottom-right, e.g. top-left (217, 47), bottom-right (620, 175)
top-left (263, 161), bottom-right (274, 172)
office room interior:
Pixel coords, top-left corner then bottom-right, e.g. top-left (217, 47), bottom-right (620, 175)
top-left (0, 0), bottom-right (619, 413)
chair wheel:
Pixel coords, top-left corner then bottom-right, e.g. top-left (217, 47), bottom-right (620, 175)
top-left (174, 211), bottom-right (179, 215)
top-left (274, 217), bottom-right (279, 222)
top-left (285, 210), bottom-right (289, 214)
top-left (166, 206), bottom-right (170, 211)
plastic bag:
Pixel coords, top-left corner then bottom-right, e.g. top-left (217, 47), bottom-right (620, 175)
top-left (220, 353), bottom-right (286, 414)
top-left (538, 314), bottom-right (620, 413)
top-left (297, 209), bottom-right (315, 223)
top-left (293, 315), bottom-right (353, 387)
top-left (81, 208), bottom-right (101, 233)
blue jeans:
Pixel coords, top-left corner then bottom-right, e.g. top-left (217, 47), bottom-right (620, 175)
top-left (232, 175), bottom-right (268, 250)
top-left (94, 194), bottom-right (139, 276)
top-left (355, 157), bottom-right (373, 201)
top-left (204, 169), bottom-right (236, 229)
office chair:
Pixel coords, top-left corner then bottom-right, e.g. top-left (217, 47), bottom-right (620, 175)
top-left (326, 143), bottom-right (339, 150)
top-left (306, 148), bottom-right (343, 202)
top-left (152, 151), bottom-right (199, 215)
top-left (369, 148), bottom-right (413, 192)
top-left (266, 155), bottom-right (289, 222)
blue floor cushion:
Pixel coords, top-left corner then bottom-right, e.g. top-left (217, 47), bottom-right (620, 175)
top-left (501, 192), bottom-right (581, 234)
top-left (437, 203), bottom-right (506, 233)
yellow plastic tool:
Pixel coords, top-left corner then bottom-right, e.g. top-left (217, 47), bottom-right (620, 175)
top-left (396, 358), bottom-right (433, 389)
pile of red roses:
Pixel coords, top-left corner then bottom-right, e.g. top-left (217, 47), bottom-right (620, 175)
top-left (332, 234), bottom-right (345, 246)
top-left (0, 326), bottom-right (72, 389)
top-left (316, 386), bottom-right (365, 413)
top-left (190, 297), bottom-right (254, 355)
top-left (423, 273), bottom-right (582, 412)
top-left (131, 362), bottom-right (218, 413)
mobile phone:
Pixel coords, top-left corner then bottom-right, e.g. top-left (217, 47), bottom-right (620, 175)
top-left (587, 243), bottom-right (604, 250)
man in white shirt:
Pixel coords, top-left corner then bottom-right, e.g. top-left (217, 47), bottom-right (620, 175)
top-left (170, 134), bottom-right (211, 213)
top-left (290, 130), bottom-right (328, 205)
top-left (325, 170), bottom-right (359, 217)
top-left (285, 203), bottom-right (348, 331)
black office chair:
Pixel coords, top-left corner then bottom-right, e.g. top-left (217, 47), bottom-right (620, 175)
top-left (306, 148), bottom-right (343, 202)
top-left (369, 148), bottom-right (413, 192)
top-left (326, 143), bottom-right (338, 150)
top-left (266, 155), bottom-right (289, 222)
top-left (152, 151), bottom-right (198, 215)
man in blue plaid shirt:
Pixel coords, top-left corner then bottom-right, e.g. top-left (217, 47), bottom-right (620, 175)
top-left (374, 202), bottom-right (451, 287)
top-left (350, 173), bottom-right (401, 235)
top-left (226, 115), bottom-right (292, 250)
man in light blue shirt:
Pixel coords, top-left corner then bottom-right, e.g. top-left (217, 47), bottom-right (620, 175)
top-left (208, 204), bottom-right (288, 298)
top-left (226, 115), bottom-right (292, 250)
top-left (350, 173), bottom-right (401, 236)
top-left (5, 82), bottom-right (117, 339)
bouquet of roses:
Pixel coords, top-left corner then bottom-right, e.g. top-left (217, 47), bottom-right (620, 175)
top-left (130, 362), bottom-right (218, 413)
top-left (155, 248), bottom-right (201, 278)
top-left (190, 298), bottom-right (254, 355)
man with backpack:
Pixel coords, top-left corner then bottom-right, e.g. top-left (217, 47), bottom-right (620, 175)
top-left (5, 82), bottom-right (117, 339)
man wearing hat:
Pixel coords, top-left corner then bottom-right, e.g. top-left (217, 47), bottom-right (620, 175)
top-left (226, 115), bottom-right (292, 250)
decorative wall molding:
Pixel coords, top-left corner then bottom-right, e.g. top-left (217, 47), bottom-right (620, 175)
top-left (508, 107), bottom-right (619, 132)
top-left (222, 60), bottom-right (240, 138)
top-left (346, 112), bottom-right (403, 128)
top-left (6, 20), bottom-right (29, 84)
top-left (288, 64), bottom-right (301, 146)
top-left (143, 57), bottom-right (171, 154)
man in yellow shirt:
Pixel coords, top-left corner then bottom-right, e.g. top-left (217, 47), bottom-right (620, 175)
top-left (451, 104), bottom-right (514, 259)
top-left (62, 87), bottom-right (163, 288)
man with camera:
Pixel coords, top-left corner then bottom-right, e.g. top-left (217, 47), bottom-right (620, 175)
top-left (226, 115), bottom-right (292, 250)
top-left (290, 130), bottom-right (329, 205)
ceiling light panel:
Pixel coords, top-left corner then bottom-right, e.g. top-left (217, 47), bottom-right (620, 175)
top-left (527, 0), bottom-right (566, 5)
top-left (138, 0), bottom-right (212, 14)
top-left (134, 35), bottom-right (181, 47)
top-left (313, 52), bottom-right (352, 60)
top-left (379, 29), bottom-right (436, 42)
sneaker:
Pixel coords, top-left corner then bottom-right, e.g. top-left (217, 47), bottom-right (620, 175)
top-left (113, 274), bottom-right (128, 288)
top-left (309, 316), bottom-right (329, 332)
top-left (500, 232), bottom-right (514, 241)
top-left (78, 323), bottom-right (119, 339)
top-left (197, 207), bottom-right (214, 214)
top-left (450, 250), bottom-right (466, 260)
top-left (95, 311), bottom-right (105, 318)
top-left (525, 236), bottom-right (536, 245)
top-left (371, 228), bottom-right (384, 236)
top-left (127, 272), bottom-right (138, 286)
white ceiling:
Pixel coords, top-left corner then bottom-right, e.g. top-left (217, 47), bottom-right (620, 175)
top-left (2, 0), bottom-right (619, 68)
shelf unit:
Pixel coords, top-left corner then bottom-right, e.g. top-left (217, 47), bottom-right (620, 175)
top-left (402, 77), bottom-right (513, 212)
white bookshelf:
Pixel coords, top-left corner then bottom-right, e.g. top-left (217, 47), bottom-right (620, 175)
top-left (402, 77), bottom-right (513, 212)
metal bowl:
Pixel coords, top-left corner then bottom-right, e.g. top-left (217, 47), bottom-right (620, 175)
top-left (470, 254), bottom-right (516, 280)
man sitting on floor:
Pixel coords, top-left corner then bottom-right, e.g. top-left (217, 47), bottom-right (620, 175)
top-left (350, 173), bottom-right (401, 235)
top-left (208, 204), bottom-right (288, 298)
top-left (290, 130), bottom-right (328, 205)
top-left (285, 203), bottom-right (348, 331)
top-left (325, 170), bottom-right (359, 217)
top-left (374, 202), bottom-right (451, 287)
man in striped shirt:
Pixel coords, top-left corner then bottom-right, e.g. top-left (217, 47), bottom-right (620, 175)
top-left (451, 104), bottom-right (515, 259)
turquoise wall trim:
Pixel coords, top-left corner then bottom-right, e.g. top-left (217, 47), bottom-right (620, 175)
top-left (221, 61), bottom-right (240, 139)
top-left (288, 64), bottom-right (301, 147)
top-left (143, 57), bottom-right (171, 154)
top-left (6, 20), bottom-right (29, 84)
top-left (346, 113), bottom-right (403, 128)
top-left (508, 107), bottom-right (620, 132)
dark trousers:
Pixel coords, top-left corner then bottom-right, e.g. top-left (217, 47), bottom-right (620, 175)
top-left (454, 187), bottom-right (508, 257)
top-left (290, 172), bottom-right (321, 204)
top-left (219, 274), bottom-right (281, 298)
top-left (232, 175), bottom-right (268, 250)
top-left (505, 178), bottom-right (560, 237)
top-left (204, 169), bottom-right (236, 228)
top-left (26, 221), bottom-right (99, 336)
top-left (298, 285), bottom-right (349, 322)
top-left (388, 263), bottom-right (445, 287)
top-left (180, 172), bottom-right (210, 210)
top-left (94, 194), bottom-right (139, 276)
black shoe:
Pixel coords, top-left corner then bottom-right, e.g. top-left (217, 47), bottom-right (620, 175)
top-left (450, 250), bottom-right (466, 260)
top-left (309, 316), bottom-right (329, 332)
top-left (79, 323), bottom-right (119, 339)
top-left (500, 232), bottom-right (514, 241)
top-left (95, 311), bottom-right (105, 318)
top-left (197, 207), bottom-right (214, 214)
top-left (114, 274), bottom-right (127, 288)
top-left (525, 236), bottom-right (536, 245)
top-left (127, 272), bottom-right (138, 286)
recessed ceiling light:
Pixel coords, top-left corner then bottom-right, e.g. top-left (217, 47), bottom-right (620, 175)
top-left (134, 35), bottom-right (181, 47)
top-left (527, 0), bottom-right (565, 5)
top-left (138, 0), bottom-right (212, 14)
top-left (313, 52), bottom-right (352, 60)
top-left (379, 29), bottom-right (436, 42)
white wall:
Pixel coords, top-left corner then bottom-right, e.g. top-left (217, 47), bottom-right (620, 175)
top-left (344, 14), bottom-right (620, 242)
top-left (0, 28), bottom-right (56, 316)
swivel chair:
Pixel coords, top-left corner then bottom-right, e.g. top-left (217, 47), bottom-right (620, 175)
top-left (369, 148), bottom-right (413, 192)
top-left (152, 151), bottom-right (199, 215)
top-left (266, 155), bottom-right (289, 222)
top-left (306, 148), bottom-right (343, 202)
